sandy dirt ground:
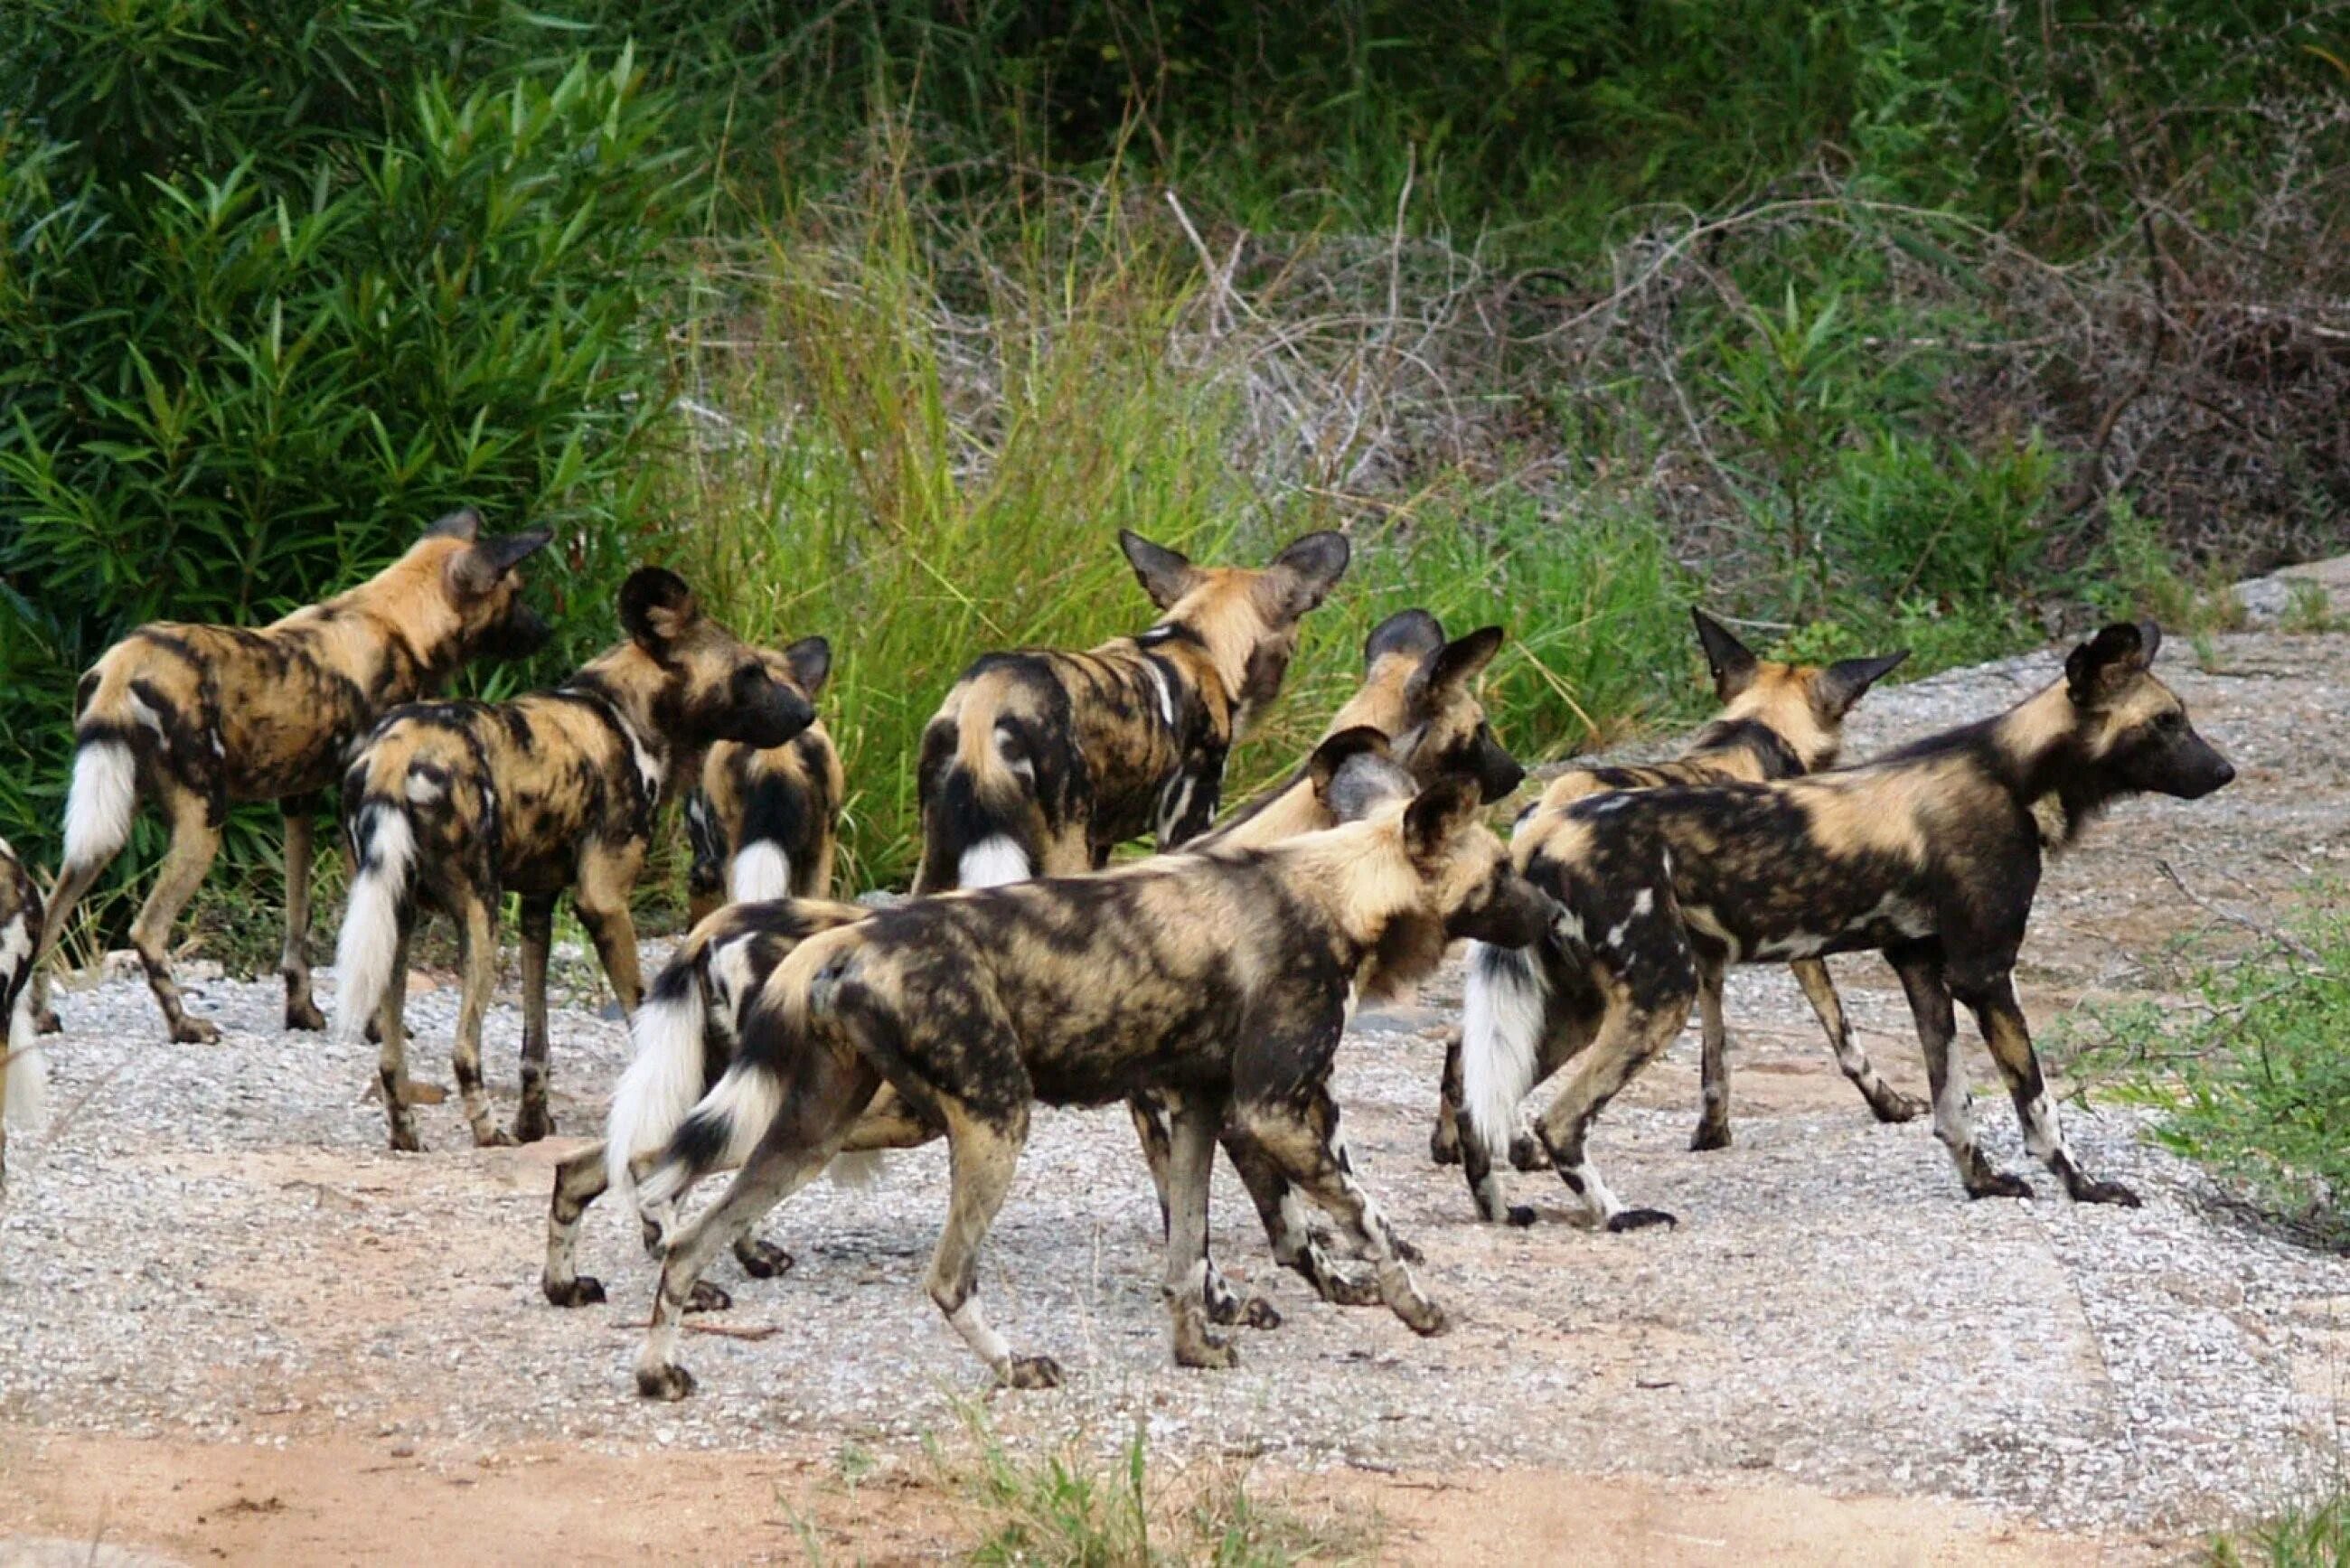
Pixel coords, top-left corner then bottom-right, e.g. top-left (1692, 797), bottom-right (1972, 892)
top-left (5, 603), bottom-right (2348, 1563)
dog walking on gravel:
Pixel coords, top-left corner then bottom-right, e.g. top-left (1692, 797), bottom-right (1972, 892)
top-left (33, 510), bottom-right (552, 1043)
top-left (621, 765), bottom-right (1551, 1400)
top-left (331, 567), bottom-right (816, 1150)
top-left (1460, 621), bottom-right (2233, 1231)
top-left (1430, 609), bottom-right (1913, 1177)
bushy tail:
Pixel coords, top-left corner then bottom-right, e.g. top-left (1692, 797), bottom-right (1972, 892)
top-left (61, 735), bottom-right (137, 880)
top-left (5, 991), bottom-right (46, 1131)
top-left (331, 802), bottom-right (417, 1042)
top-left (914, 707), bottom-right (1039, 893)
top-left (606, 948), bottom-right (719, 1199)
top-left (728, 841), bottom-right (792, 903)
top-left (635, 929), bottom-right (858, 1211)
top-left (1460, 938), bottom-right (1550, 1153)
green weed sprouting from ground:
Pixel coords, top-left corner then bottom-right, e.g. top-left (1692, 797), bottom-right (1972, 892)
top-left (2070, 894), bottom-right (2350, 1250)
top-left (2207, 1490), bottom-right (2350, 1566)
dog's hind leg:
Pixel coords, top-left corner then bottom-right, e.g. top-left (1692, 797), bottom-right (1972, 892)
top-left (1127, 1092), bottom-right (1175, 1234)
top-left (1791, 958), bottom-right (1922, 1123)
top-left (1529, 976), bottom-right (1690, 1231)
top-left (1161, 1089), bottom-right (1236, 1369)
top-left (575, 845), bottom-right (647, 1017)
top-left (376, 917), bottom-right (421, 1151)
top-left (130, 786), bottom-right (225, 1044)
top-left (542, 1142), bottom-right (610, 1306)
top-left (1961, 974), bottom-right (2139, 1207)
top-left (1428, 1030), bottom-right (1464, 1165)
top-left (927, 1102), bottom-right (1062, 1389)
top-left (448, 886), bottom-right (508, 1147)
top-left (1886, 942), bottom-right (2025, 1199)
top-left (1689, 956), bottom-right (1734, 1151)
top-left (279, 809), bottom-right (327, 1031)
top-left (1224, 1123), bottom-right (1378, 1310)
top-left (512, 894), bottom-right (557, 1143)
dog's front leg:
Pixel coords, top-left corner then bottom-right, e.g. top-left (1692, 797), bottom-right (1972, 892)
top-left (542, 1142), bottom-right (610, 1306)
top-left (1887, 944), bottom-right (2026, 1200)
top-left (1160, 1089), bottom-right (1237, 1368)
top-left (1961, 972), bottom-right (2140, 1207)
top-left (280, 809), bottom-right (328, 1031)
top-left (513, 894), bottom-right (557, 1142)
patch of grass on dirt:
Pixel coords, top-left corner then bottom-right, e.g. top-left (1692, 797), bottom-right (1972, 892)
top-left (2206, 1490), bottom-right (2350, 1566)
top-left (2068, 891), bottom-right (2350, 1250)
top-left (924, 1406), bottom-right (1375, 1566)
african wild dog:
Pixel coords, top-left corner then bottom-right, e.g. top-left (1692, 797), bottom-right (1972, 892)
top-left (683, 635), bottom-right (842, 923)
top-left (330, 567), bottom-right (815, 1150)
top-left (1, 838), bottom-right (48, 1191)
top-left (1460, 621), bottom-right (2232, 1229)
top-left (1430, 608), bottom-right (1913, 1171)
top-left (910, 528), bottom-right (1349, 893)
top-left (622, 767), bottom-right (1551, 1399)
top-left (33, 511), bottom-right (551, 1043)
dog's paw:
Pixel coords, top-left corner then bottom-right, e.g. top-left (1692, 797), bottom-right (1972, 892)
top-left (511, 1107), bottom-right (555, 1144)
top-left (635, 1363), bottom-right (696, 1402)
top-left (1966, 1170), bottom-right (2035, 1201)
top-left (1002, 1355), bottom-right (1065, 1390)
top-left (1507, 1135), bottom-right (1552, 1172)
top-left (2070, 1177), bottom-right (2141, 1208)
top-left (543, 1275), bottom-right (606, 1309)
top-left (1507, 1204), bottom-right (1538, 1227)
top-left (1604, 1207), bottom-right (1678, 1233)
top-left (1687, 1120), bottom-right (1732, 1152)
top-left (33, 1005), bottom-right (61, 1037)
top-left (172, 1016), bottom-right (222, 1046)
top-left (734, 1238), bottom-right (794, 1279)
top-left (1240, 1295), bottom-right (1283, 1331)
top-left (684, 1281), bottom-right (734, 1314)
top-left (388, 1122), bottom-right (424, 1155)
top-left (285, 999), bottom-right (326, 1032)
top-left (1871, 1090), bottom-right (1930, 1123)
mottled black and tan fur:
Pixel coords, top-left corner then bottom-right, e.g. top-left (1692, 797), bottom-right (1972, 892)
top-left (1460, 622), bottom-right (2233, 1229)
top-left (911, 529), bottom-right (1349, 893)
top-left (33, 511), bottom-right (551, 1043)
top-left (683, 635), bottom-right (843, 921)
top-left (1431, 609), bottom-right (1912, 1172)
top-left (330, 567), bottom-right (814, 1150)
top-left (623, 768), bottom-right (1551, 1399)
top-left (1, 838), bottom-right (49, 1190)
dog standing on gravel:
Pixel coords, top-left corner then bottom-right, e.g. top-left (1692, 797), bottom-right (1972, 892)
top-left (331, 567), bottom-right (815, 1150)
top-left (33, 510), bottom-right (552, 1043)
top-left (1429, 610), bottom-right (1913, 1172)
top-left (910, 528), bottom-right (1350, 892)
top-left (1460, 621), bottom-right (2233, 1230)
top-left (1, 838), bottom-right (48, 1190)
top-left (682, 635), bottom-right (843, 923)
top-left (623, 768), bottom-right (1552, 1400)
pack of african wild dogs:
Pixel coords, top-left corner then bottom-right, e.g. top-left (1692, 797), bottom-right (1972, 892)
top-left (0, 508), bottom-right (2237, 1402)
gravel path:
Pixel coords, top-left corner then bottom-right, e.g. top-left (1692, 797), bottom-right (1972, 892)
top-left (5, 612), bottom-right (2348, 1546)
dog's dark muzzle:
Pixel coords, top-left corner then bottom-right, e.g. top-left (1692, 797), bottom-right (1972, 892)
top-left (481, 605), bottom-right (554, 661)
top-left (2159, 728), bottom-right (2236, 800)
top-left (733, 688), bottom-right (817, 750)
top-left (1474, 737), bottom-right (1527, 803)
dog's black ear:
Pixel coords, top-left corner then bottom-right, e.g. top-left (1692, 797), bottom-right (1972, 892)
top-left (1691, 608), bottom-right (1759, 701)
top-left (1266, 530), bottom-right (1351, 620)
top-left (781, 634), bottom-right (832, 697)
top-left (1409, 625), bottom-right (1505, 705)
top-left (424, 507), bottom-right (483, 543)
top-left (2066, 621), bottom-right (2155, 703)
top-left (619, 566), bottom-right (701, 652)
top-left (1403, 775), bottom-right (1483, 859)
top-left (1119, 530), bottom-right (1203, 610)
top-left (446, 529), bottom-right (551, 598)
top-left (1815, 649), bottom-right (1907, 719)
top-left (1363, 608), bottom-right (1444, 671)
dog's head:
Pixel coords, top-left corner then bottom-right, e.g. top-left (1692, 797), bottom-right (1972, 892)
top-left (1120, 528), bottom-right (1351, 735)
top-left (2061, 621), bottom-right (2234, 800)
top-left (1384, 622), bottom-right (1524, 805)
top-left (618, 568), bottom-right (816, 751)
top-left (1694, 607), bottom-right (1905, 772)
top-left (410, 508), bottom-right (554, 661)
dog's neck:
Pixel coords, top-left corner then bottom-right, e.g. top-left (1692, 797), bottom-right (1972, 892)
top-left (1681, 717), bottom-right (1814, 783)
top-left (1988, 681), bottom-right (2131, 850)
top-left (292, 561), bottom-right (470, 703)
top-left (559, 643), bottom-right (677, 791)
top-left (1276, 818), bottom-right (1447, 1002)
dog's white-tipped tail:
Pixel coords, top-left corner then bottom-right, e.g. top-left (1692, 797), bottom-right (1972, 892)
top-left (634, 1060), bottom-right (784, 1212)
top-left (825, 1149), bottom-right (888, 1188)
top-left (605, 966), bottom-right (711, 1200)
top-left (330, 806), bottom-right (415, 1043)
top-left (61, 738), bottom-right (136, 876)
top-left (5, 993), bottom-right (46, 1131)
top-left (957, 835), bottom-right (1030, 889)
top-left (1460, 939), bottom-right (1548, 1153)
top-left (728, 842), bottom-right (791, 905)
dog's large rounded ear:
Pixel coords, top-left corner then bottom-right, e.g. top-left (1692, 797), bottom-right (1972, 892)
top-left (1265, 530), bottom-right (1351, 620)
top-left (782, 634), bottom-right (833, 697)
top-left (423, 507), bottom-right (483, 543)
top-left (1118, 530), bottom-right (1203, 611)
top-left (2065, 621), bottom-right (2155, 703)
top-left (446, 529), bottom-right (551, 598)
top-left (1815, 649), bottom-right (1908, 719)
top-left (619, 566), bottom-right (701, 652)
top-left (1408, 625), bottom-right (1506, 705)
top-left (1691, 608), bottom-right (1759, 701)
top-left (1363, 608), bottom-right (1444, 671)
top-left (1403, 775), bottom-right (1484, 860)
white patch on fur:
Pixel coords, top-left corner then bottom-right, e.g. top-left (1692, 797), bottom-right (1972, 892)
top-left (1631, 888), bottom-right (1654, 916)
top-left (825, 1150), bottom-right (888, 1188)
top-left (61, 738), bottom-right (137, 872)
top-left (992, 724), bottom-right (1036, 785)
top-left (1140, 660), bottom-right (1178, 728)
top-left (1460, 940), bottom-right (1549, 1158)
top-left (329, 808), bottom-right (415, 1043)
top-left (403, 774), bottom-right (443, 804)
top-left (606, 970), bottom-right (712, 1198)
top-left (127, 693), bottom-right (165, 737)
top-left (4, 913), bottom-right (45, 1130)
top-left (728, 842), bottom-right (791, 904)
top-left (959, 836), bottom-right (1030, 889)
top-left (704, 936), bottom-right (760, 1045)
top-left (1155, 775), bottom-right (1195, 841)
top-left (635, 1062), bottom-right (783, 1212)
top-left (947, 1298), bottom-right (1013, 1369)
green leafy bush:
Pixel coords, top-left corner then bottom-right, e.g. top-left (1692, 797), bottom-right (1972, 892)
top-left (0, 4), bottom-right (689, 916)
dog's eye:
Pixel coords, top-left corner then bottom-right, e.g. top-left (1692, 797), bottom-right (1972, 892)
top-left (2155, 709), bottom-right (2185, 734)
